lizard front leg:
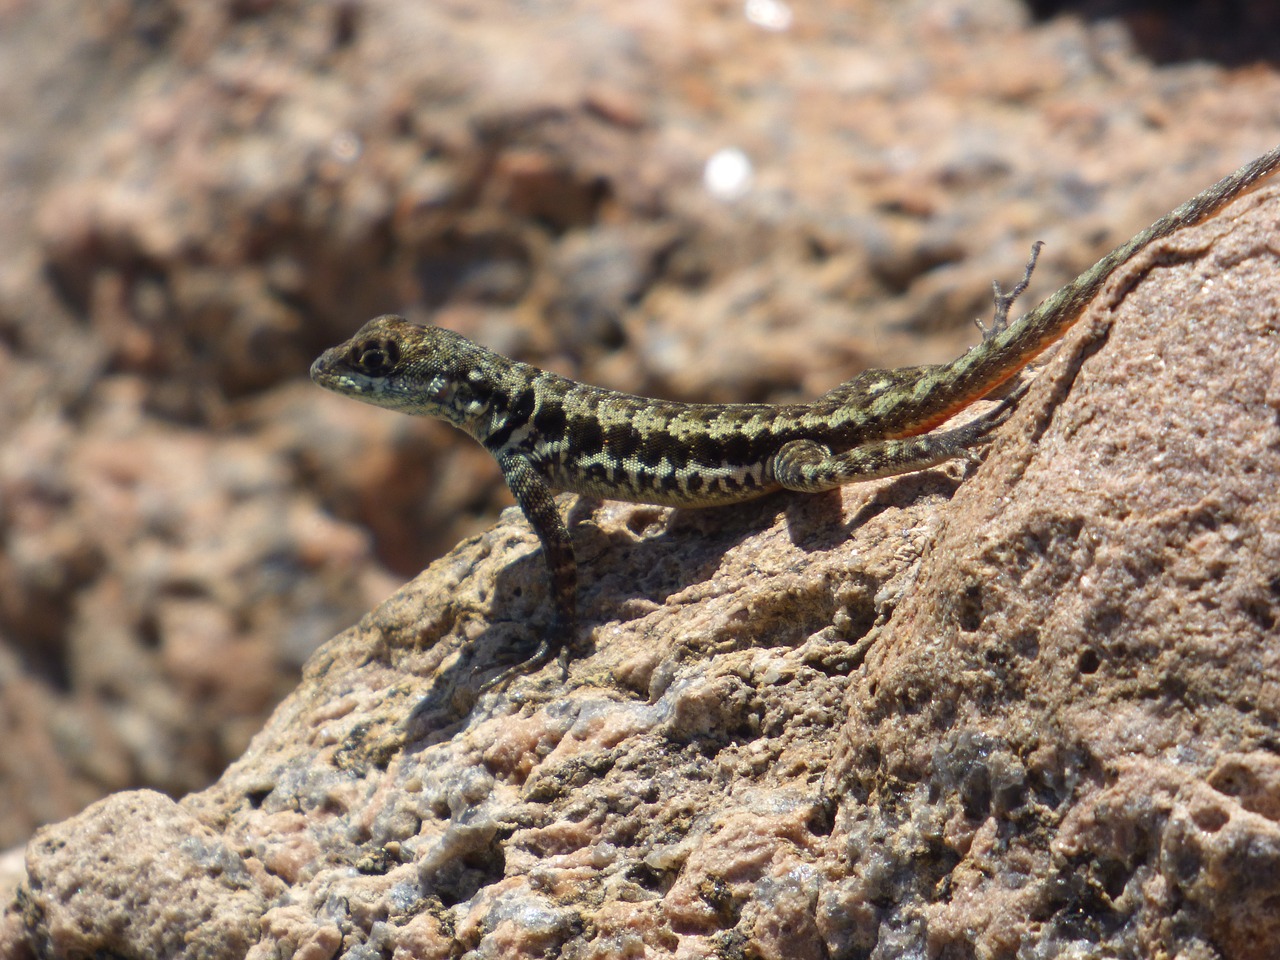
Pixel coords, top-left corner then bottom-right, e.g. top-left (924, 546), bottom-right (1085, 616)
top-left (491, 451), bottom-right (578, 681)
top-left (772, 383), bottom-right (1026, 493)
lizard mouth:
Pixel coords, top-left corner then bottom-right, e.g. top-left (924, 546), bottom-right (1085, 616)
top-left (311, 355), bottom-right (375, 395)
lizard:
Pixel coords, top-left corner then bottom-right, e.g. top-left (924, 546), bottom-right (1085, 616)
top-left (311, 144), bottom-right (1280, 681)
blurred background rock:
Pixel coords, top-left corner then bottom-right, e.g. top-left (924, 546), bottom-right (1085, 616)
top-left (1, 0), bottom-right (1277, 853)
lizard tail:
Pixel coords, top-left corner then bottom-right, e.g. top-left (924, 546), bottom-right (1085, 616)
top-left (879, 143), bottom-right (1280, 436)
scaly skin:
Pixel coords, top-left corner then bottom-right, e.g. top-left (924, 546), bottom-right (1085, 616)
top-left (311, 144), bottom-right (1280, 681)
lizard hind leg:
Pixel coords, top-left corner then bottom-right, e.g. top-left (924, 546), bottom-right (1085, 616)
top-left (770, 439), bottom-right (845, 493)
top-left (771, 384), bottom-right (1027, 493)
top-left (771, 435), bottom-right (970, 493)
top-left (978, 241), bottom-right (1044, 341)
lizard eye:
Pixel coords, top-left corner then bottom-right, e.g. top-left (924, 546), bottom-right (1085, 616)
top-left (350, 338), bottom-right (400, 376)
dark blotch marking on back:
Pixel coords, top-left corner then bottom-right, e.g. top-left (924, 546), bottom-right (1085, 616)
top-left (686, 432), bottom-right (725, 467)
top-left (568, 416), bottom-right (604, 456)
top-left (603, 422), bottom-right (643, 462)
top-left (717, 431), bottom-right (758, 466)
top-left (654, 434), bottom-right (691, 471)
top-left (533, 401), bottom-right (568, 439)
top-left (483, 387), bottom-right (537, 451)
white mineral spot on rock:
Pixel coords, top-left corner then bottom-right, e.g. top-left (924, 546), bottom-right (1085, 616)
top-left (744, 0), bottom-right (793, 32)
top-left (704, 147), bottom-right (753, 201)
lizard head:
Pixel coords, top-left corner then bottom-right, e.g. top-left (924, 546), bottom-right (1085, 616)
top-left (310, 314), bottom-right (500, 427)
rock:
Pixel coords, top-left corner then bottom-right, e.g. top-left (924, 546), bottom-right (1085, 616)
top-left (0, 381), bottom-right (399, 851)
top-left (3, 0), bottom-right (1280, 949)
top-left (824, 181), bottom-right (1280, 958)
top-left (8, 184), bottom-right (1278, 958)
top-left (19, 791), bottom-right (275, 960)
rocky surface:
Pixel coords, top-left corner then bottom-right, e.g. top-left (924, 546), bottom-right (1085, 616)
top-left (823, 185), bottom-right (1280, 960)
top-left (7, 183), bottom-right (1280, 958)
top-left (1, 0), bottom-right (1279, 954)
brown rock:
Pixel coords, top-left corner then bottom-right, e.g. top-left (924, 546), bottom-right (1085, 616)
top-left (4, 0), bottom-right (1280, 942)
top-left (828, 181), bottom-right (1280, 957)
top-left (0, 380), bottom-right (398, 850)
top-left (20, 791), bottom-right (276, 959)
top-left (8, 183), bottom-right (1277, 959)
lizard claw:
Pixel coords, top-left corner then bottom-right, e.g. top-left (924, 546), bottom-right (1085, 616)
top-left (477, 615), bottom-right (576, 692)
top-left (983, 241), bottom-right (1043, 341)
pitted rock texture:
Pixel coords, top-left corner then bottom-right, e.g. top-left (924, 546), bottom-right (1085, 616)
top-left (6, 188), bottom-right (1279, 960)
top-left (3, 0), bottom-right (1280, 860)
top-left (20, 791), bottom-right (273, 960)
